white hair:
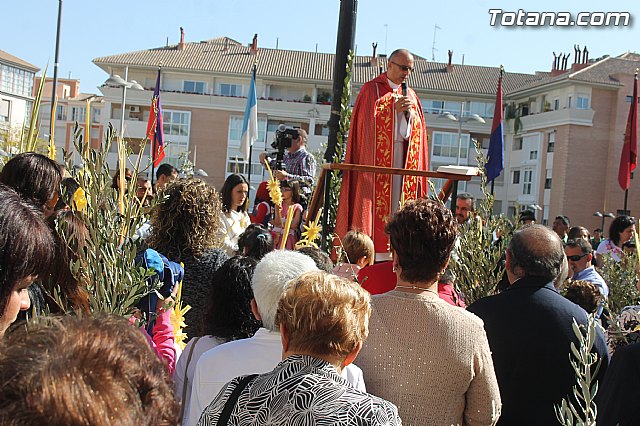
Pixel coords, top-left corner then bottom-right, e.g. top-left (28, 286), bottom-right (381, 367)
top-left (251, 250), bottom-right (318, 331)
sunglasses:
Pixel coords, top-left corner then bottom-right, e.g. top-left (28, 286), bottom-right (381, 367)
top-left (390, 60), bottom-right (414, 72)
top-left (567, 253), bottom-right (589, 261)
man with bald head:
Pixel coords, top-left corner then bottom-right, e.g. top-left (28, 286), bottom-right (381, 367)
top-left (468, 225), bottom-right (609, 425)
top-left (336, 49), bottom-right (429, 261)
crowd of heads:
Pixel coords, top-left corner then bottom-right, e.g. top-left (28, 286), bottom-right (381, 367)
top-left (1, 147), bottom-right (639, 424)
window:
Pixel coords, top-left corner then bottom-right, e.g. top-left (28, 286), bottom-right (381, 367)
top-left (228, 115), bottom-right (267, 143)
top-left (423, 100), bottom-right (445, 114)
top-left (24, 100), bottom-right (33, 125)
top-left (0, 99), bottom-right (9, 122)
top-left (529, 150), bottom-right (538, 160)
top-left (0, 64), bottom-right (35, 97)
top-left (468, 101), bottom-right (495, 119)
top-left (553, 98), bottom-right (560, 110)
top-left (545, 178), bottom-right (552, 189)
top-left (227, 157), bottom-right (249, 174)
top-left (523, 169), bottom-right (533, 195)
top-left (183, 81), bottom-right (206, 94)
top-left (513, 137), bottom-right (523, 151)
top-left (219, 83), bottom-right (242, 97)
top-left (163, 111), bottom-right (190, 136)
top-left (547, 132), bottom-right (555, 152)
top-left (512, 170), bottom-right (521, 184)
top-left (71, 107), bottom-right (86, 122)
top-left (91, 107), bottom-right (101, 123)
top-left (567, 96), bottom-right (572, 108)
top-left (431, 132), bottom-right (470, 160)
top-left (56, 105), bottom-right (66, 121)
top-left (577, 96), bottom-right (589, 110)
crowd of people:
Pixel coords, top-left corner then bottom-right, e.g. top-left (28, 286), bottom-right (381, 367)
top-left (0, 150), bottom-right (637, 425)
top-left (1, 48), bottom-right (640, 425)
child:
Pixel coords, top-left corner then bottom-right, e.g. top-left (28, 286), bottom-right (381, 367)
top-left (333, 230), bottom-right (374, 281)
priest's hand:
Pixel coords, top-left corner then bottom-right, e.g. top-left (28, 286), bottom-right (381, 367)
top-left (394, 95), bottom-right (413, 113)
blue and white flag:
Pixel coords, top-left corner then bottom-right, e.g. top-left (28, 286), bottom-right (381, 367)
top-left (240, 66), bottom-right (258, 161)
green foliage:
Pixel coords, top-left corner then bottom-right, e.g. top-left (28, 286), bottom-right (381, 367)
top-left (555, 316), bottom-right (602, 426)
top-left (600, 253), bottom-right (640, 317)
top-left (505, 102), bottom-right (522, 134)
top-left (321, 50), bottom-right (354, 251)
top-left (450, 140), bottom-right (511, 305)
top-left (63, 123), bottom-right (158, 317)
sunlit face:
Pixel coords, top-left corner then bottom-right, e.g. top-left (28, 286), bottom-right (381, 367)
top-left (565, 246), bottom-right (591, 275)
top-left (387, 53), bottom-right (414, 85)
top-left (456, 198), bottom-right (473, 224)
top-left (553, 219), bottom-right (568, 237)
top-left (231, 183), bottom-right (248, 210)
top-left (0, 276), bottom-right (33, 337)
top-left (282, 186), bottom-right (293, 201)
top-left (619, 225), bottom-right (636, 245)
top-left (43, 191), bottom-right (59, 218)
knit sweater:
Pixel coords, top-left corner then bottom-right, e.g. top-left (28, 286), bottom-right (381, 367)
top-left (179, 248), bottom-right (229, 338)
top-left (357, 290), bottom-right (501, 426)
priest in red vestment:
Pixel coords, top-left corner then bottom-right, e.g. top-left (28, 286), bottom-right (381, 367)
top-left (335, 49), bottom-right (429, 259)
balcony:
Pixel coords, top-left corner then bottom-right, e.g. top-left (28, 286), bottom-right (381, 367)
top-left (518, 107), bottom-right (594, 131)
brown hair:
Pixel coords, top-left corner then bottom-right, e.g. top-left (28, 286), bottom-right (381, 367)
top-left (275, 271), bottom-right (370, 359)
top-left (148, 178), bottom-right (222, 259)
top-left (385, 199), bottom-right (458, 283)
top-left (47, 210), bottom-right (90, 313)
top-left (0, 184), bottom-right (54, 318)
top-left (0, 314), bottom-right (180, 426)
top-left (340, 230), bottom-right (374, 266)
top-left (564, 280), bottom-right (601, 314)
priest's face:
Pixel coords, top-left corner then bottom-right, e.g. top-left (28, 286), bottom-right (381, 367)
top-left (387, 52), bottom-right (414, 85)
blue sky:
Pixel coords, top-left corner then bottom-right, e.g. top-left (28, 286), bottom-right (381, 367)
top-left (4, 0), bottom-right (639, 93)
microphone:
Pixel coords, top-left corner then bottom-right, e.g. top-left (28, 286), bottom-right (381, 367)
top-left (401, 82), bottom-right (410, 121)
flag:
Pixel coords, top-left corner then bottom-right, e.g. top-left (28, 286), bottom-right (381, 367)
top-left (485, 69), bottom-right (504, 182)
top-left (619, 72), bottom-right (638, 191)
top-left (240, 65), bottom-right (258, 161)
top-left (147, 68), bottom-right (165, 167)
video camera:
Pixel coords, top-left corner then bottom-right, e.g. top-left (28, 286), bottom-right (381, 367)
top-left (270, 124), bottom-right (300, 170)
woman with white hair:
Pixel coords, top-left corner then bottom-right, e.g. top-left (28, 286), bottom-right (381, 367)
top-left (196, 271), bottom-right (401, 426)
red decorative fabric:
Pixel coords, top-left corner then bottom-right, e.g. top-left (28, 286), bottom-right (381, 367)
top-left (335, 73), bottom-right (429, 254)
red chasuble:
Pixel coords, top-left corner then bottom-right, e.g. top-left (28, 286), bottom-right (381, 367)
top-left (335, 73), bottom-right (429, 254)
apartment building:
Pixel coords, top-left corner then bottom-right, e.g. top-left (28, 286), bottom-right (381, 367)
top-left (91, 34), bottom-right (639, 229)
top-left (0, 49), bottom-right (38, 143)
top-left (36, 77), bottom-right (105, 164)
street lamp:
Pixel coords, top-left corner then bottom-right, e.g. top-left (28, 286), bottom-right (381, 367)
top-left (104, 66), bottom-right (144, 140)
top-left (438, 106), bottom-right (486, 165)
top-left (593, 211), bottom-right (615, 234)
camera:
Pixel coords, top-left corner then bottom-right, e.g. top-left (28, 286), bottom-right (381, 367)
top-left (270, 124), bottom-right (300, 170)
top-left (271, 125), bottom-right (299, 150)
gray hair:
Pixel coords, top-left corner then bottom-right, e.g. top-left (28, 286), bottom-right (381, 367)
top-left (251, 250), bottom-right (318, 331)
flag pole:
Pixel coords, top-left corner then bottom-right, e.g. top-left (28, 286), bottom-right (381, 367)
top-left (624, 189), bottom-right (629, 215)
top-left (247, 62), bottom-right (257, 203)
top-left (619, 69), bottom-right (638, 214)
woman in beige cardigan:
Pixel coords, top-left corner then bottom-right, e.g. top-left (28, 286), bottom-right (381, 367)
top-left (356, 199), bottom-right (502, 426)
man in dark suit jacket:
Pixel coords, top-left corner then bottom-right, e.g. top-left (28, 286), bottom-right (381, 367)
top-left (596, 342), bottom-right (640, 425)
top-left (468, 225), bottom-right (609, 426)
